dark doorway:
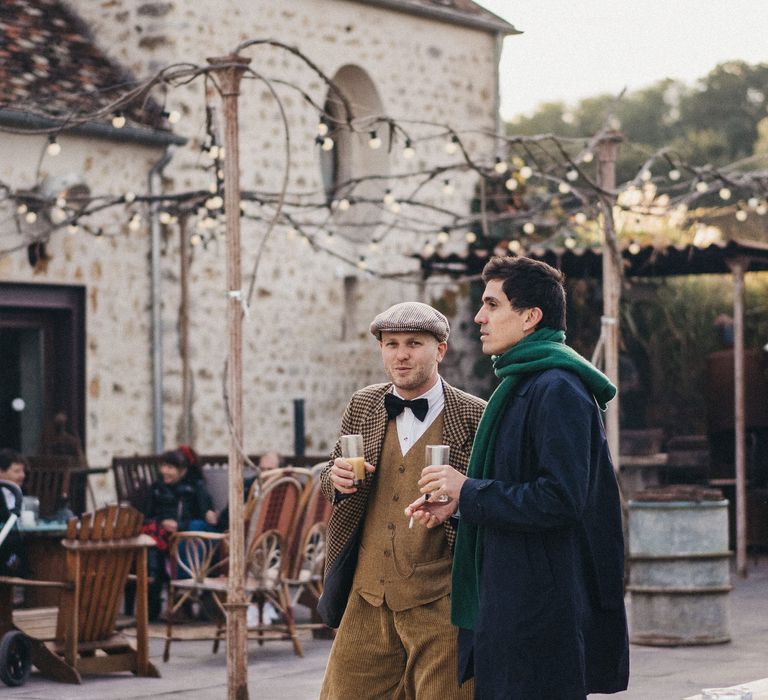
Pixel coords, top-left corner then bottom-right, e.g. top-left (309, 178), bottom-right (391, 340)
top-left (0, 284), bottom-right (85, 453)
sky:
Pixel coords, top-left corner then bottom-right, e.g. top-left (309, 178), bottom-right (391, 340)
top-left (476, 1), bottom-right (768, 120)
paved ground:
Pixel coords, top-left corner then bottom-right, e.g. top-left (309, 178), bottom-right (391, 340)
top-left (3, 558), bottom-right (767, 699)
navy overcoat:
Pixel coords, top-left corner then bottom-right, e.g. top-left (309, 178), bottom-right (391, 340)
top-left (457, 368), bottom-right (629, 699)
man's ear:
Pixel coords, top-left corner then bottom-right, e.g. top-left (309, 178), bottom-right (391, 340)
top-left (523, 307), bottom-right (543, 331)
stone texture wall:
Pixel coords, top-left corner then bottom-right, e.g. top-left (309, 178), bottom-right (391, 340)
top-left (3, 0), bottom-right (499, 501)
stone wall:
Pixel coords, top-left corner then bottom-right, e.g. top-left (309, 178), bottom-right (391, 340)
top-left (4, 1), bottom-right (500, 499)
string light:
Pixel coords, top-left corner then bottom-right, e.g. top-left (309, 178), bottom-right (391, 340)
top-left (321, 136), bottom-right (334, 151)
top-left (519, 166), bottom-right (533, 180)
top-left (208, 145), bottom-right (220, 159)
top-left (158, 211), bottom-right (173, 224)
top-left (508, 240), bottom-right (522, 253)
top-left (504, 177), bottom-right (518, 191)
top-left (356, 257), bottom-right (368, 270)
top-left (628, 241), bottom-right (641, 255)
top-left (442, 179), bottom-right (454, 195)
top-left (403, 139), bottom-right (415, 160)
top-left (383, 190), bottom-right (395, 206)
top-left (317, 119), bottom-right (329, 136)
top-left (558, 182), bottom-right (571, 194)
top-left (445, 135), bottom-right (459, 155)
top-left (719, 187), bottom-right (732, 200)
top-left (388, 201), bottom-right (401, 213)
top-left (67, 223), bottom-right (79, 234)
top-left (46, 134), bottom-right (61, 156)
top-left (522, 222), bottom-right (535, 234)
top-left (640, 169), bottom-right (652, 182)
top-left (735, 208), bottom-right (748, 222)
top-left (695, 181), bottom-right (709, 193)
top-left (748, 197), bottom-right (759, 209)
top-left (124, 192), bottom-right (136, 204)
top-left (205, 195), bottom-right (224, 210)
top-left (668, 169), bottom-right (681, 181)
top-left (16, 203), bottom-right (28, 215)
top-left (368, 131), bottom-right (382, 150)
top-left (25, 211), bottom-right (37, 224)
top-left (128, 213), bottom-right (141, 231)
top-left (566, 169), bottom-right (578, 182)
top-left (338, 198), bottom-right (350, 211)
top-left (574, 212), bottom-right (587, 225)
top-left (50, 207), bottom-right (67, 224)
top-left (190, 233), bottom-right (202, 246)
top-left (437, 227), bottom-right (450, 244)
top-left (111, 112), bottom-right (126, 129)
top-left (55, 196), bottom-right (67, 208)
top-left (564, 236), bottom-right (576, 249)
top-left (368, 241), bottom-right (379, 252)
top-left (466, 231), bottom-right (477, 243)
top-left (581, 151), bottom-right (594, 164)
top-left (493, 157), bottom-right (508, 174)
top-left (756, 202), bottom-right (768, 215)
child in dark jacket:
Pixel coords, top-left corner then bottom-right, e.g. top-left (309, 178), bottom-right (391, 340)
top-left (141, 447), bottom-right (217, 620)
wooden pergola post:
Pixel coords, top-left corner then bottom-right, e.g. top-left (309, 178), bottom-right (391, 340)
top-left (727, 257), bottom-right (748, 577)
top-left (597, 133), bottom-right (623, 471)
top-left (207, 53), bottom-right (252, 700)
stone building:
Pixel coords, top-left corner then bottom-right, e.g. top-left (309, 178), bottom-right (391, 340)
top-left (0, 0), bottom-right (516, 502)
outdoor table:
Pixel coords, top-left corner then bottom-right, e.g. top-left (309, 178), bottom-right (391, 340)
top-left (16, 520), bottom-right (69, 607)
top-left (684, 677), bottom-right (768, 699)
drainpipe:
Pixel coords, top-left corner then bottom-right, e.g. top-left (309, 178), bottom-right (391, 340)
top-left (149, 145), bottom-right (176, 453)
top-left (493, 31), bottom-right (504, 156)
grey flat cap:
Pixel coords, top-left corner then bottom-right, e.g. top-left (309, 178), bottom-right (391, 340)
top-left (369, 301), bottom-right (450, 343)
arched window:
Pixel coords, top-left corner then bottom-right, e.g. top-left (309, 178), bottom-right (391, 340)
top-left (320, 65), bottom-right (389, 242)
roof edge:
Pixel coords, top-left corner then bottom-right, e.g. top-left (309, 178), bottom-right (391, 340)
top-left (0, 109), bottom-right (187, 148)
top-left (350, 0), bottom-right (520, 35)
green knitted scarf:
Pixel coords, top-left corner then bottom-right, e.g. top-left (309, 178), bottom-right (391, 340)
top-left (450, 327), bottom-right (616, 630)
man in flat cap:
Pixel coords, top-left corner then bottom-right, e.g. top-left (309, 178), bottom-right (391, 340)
top-left (318, 301), bottom-right (485, 699)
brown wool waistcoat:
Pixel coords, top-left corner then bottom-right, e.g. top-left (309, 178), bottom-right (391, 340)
top-left (320, 380), bottom-right (487, 579)
top-left (353, 415), bottom-right (451, 611)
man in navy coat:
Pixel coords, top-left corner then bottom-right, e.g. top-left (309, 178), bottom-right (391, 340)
top-left (406, 255), bottom-right (629, 699)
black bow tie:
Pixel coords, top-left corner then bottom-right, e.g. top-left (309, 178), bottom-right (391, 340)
top-left (384, 393), bottom-right (429, 421)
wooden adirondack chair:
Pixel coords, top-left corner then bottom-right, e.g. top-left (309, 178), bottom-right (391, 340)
top-left (0, 505), bottom-right (159, 684)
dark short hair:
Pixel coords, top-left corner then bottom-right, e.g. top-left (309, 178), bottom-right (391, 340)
top-left (482, 255), bottom-right (566, 331)
top-left (161, 447), bottom-right (204, 480)
top-left (0, 449), bottom-right (27, 472)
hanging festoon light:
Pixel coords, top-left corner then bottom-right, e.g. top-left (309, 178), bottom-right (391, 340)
top-left (124, 191), bottom-right (136, 204)
top-left (574, 212), bottom-right (587, 225)
top-left (46, 134), bottom-right (61, 156)
top-left (111, 111), bottom-right (126, 129)
top-left (580, 151), bottom-right (594, 164)
top-left (522, 222), bottom-right (535, 235)
top-left (49, 206), bottom-right (67, 224)
top-left (695, 181), bottom-right (709, 193)
top-left (735, 207), bottom-right (748, 222)
top-left (445, 135), bottom-right (459, 155)
top-left (338, 198), bottom-right (350, 211)
top-left (383, 189), bottom-right (396, 207)
top-left (206, 195), bottom-right (224, 210)
top-left (16, 203), bottom-right (28, 215)
top-left (519, 165), bottom-right (533, 180)
top-left (317, 118), bottom-right (329, 137)
top-left (162, 109), bottom-right (181, 125)
top-left (437, 227), bottom-right (450, 244)
top-left (321, 136), bottom-right (334, 151)
top-left (356, 256), bottom-right (368, 270)
top-left (442, 179), bottom-right (454, 195)
top-left (25, 210), bottom-right (38, 224)
top-left (465, 231), bottom-right (477, 243)
top-left (558, 182), bottom-right (571, 194)
top-left (668, 168), bottom-right (681, 181)
top-left (190, 232), bottom-right (202, 246)
top-left (403, 138), bottom-right (415, 160)
top-left (566, 169), bottom-right (579, 182)
top-left (564, 236), bottom-right (576, 249)
top-left (756, 201), bottom-right (768, 216)
top-left (368, 130), bottom-right (382, 150)
top-left (640, 169), bottom-right (652, 182)
top-left (748, 196), bottom-right (760, 209)
top-left (628, 241), bottom-right (641, 255)
top-left (719, 187), bottom-right (732, 200)
top-left (493, 157), bottom-right (508, 174)
top-left (505, 176), bottom-right (519, 191)
top-left (67, 222), bottom-right (79, 235)
top-left (158, 211), bottom-right (173, 224)
top-left (128, 213), bottom-right (142, 231)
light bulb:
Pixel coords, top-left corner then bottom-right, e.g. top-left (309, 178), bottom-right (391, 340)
top-left (16, 203), bottom-right (28, 215)
top-left (564, 236), bottom-right (576, 249)
top-left (338, 198), bottom-right (350, 211)
top-left (519, 166), bottom-right (533, 180)
top-left (748, 197), bottom-right (759, 209)
top-left (321, 137), bottom-right (334, 151)
top-left (389, 201), bottom-right (401, 213)
top-left (368, 131), bottom-right (382, 150)
top-left (442, 180), bottom-right (454, 195)
top-left (581, 151), bottom-right (594, 164)
top-left (124, 191), bottom-right (136, 204)
top-left (494, 158), bottom-right (508, 174)
top-left (437, 229), bottom-right (450, 244)
top-left (403, 140), bottom-right (415, 159)
top-left (128, 214), bottom-right (141, 231)
top-left (719, 187), bottom-right (732, 200)
top-left (668, 169), bottom-right (681, 181)
top-left (445, 137), bottom-right (459, 155)
top-left (206, 196), bottom-right (224, 210)
top-left (46, 137), bottom-right (61, 156)
top-left (383, 190), bottom-right (395, 206)
top-left (190, 233), bottom-right (202, 246)
top-left (508, 240), bottom-right (522, 253)
top-left (25, 211), bottom-right (37, 224)
top-left (628, 241), bottom-right (641, 255)
top-left (166, 110), bottom-right (181, 124)
top-left (756, 203), bottom-right (768, 215)
top-left (50, 207), bottom-right (67, 224)
top-left (111, 112), bottom-right (126, 129)
top-left (566, 169), bottom-right (578, 182)
top-left (466, 231), bottom-right (477, 243)
top-left (574, 212), bottom-right (587, 225)
top-left (208, 145), bottom-right (220, 159)
top-left (423, 243), bottom-right (436, 257)
top-left (317, 120), bottom-right (329, 136)
top-left (735, 209), bottom-right (748, 222)
top-left (505, 177), bottom-right (518, 191)
top-left (695, 181), bottom-right (709, 193)
top-left (558, 182), bottom-right (571, 194)
top-left (356, 258), bottom-right (368, 270)
top-left (159, 211), bottom-right (172, 224)
top-left (640, 169), bottom-right (652, 182)
top-left (55, 196), bottom-right (67, 208)
top-left (522, 222), bottom-right (535, 234)
top-left (67, 223), bottom-right (79, 234)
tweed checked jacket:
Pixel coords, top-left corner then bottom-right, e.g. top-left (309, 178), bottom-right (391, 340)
top-left (320, 380), bottom-right (486, 577)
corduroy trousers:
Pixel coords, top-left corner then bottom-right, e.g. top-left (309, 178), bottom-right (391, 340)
top-left (319, 592), bottom-right (473, 700)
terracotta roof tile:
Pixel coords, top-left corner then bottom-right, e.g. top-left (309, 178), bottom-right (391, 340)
top-left (0, 0), bottom-right (164, 129)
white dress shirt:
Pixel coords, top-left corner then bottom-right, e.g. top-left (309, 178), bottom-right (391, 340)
top-left (391, 378), bottom-right (445, 456)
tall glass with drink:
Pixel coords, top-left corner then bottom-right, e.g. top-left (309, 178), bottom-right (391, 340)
top-left (341, 434), bottom-right (366, 487)
top-left (425, 445), bottom-right (450, 502)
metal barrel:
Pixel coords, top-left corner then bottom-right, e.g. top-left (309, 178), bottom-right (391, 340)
top-left (627, 492), bottom-right (732, 646)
